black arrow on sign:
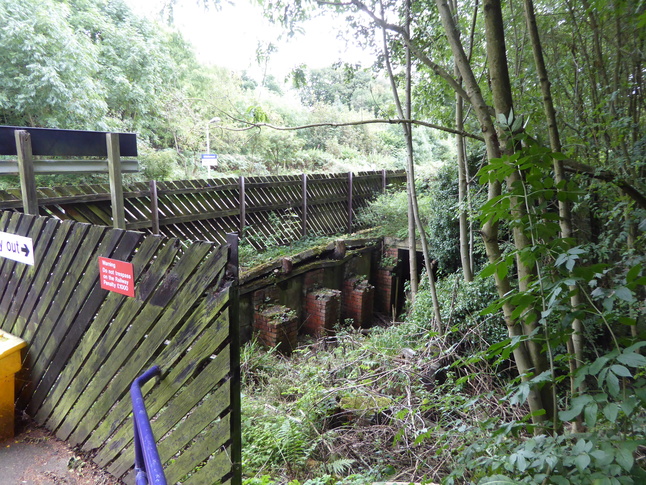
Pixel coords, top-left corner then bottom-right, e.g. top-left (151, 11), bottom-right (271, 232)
top-left (21, 244), bottom-right (29, 257)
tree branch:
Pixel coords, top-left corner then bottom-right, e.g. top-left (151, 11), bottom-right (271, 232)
top-left (220, 117), bottom-right (484, 141)
top-left (564, 160), bottom-right (646, 209)
top-left (320, 0), bottom-right (473, 104)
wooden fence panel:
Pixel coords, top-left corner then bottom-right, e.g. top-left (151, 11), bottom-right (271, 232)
top-left (0, 170), bottom-right (406, 248)
top-left (0, 212), bottom-right (241, 485)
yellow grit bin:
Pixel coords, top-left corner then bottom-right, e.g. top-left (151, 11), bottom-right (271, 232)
top-left (0, 330), bottom-right (26, 440)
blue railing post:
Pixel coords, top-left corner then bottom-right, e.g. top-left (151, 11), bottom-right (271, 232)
top-left (131, 365), bottom-right (167, 485)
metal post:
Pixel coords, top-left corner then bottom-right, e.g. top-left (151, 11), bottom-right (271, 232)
top-left (347, 171), bottom-right (354, 234)
top-left (239, 176), bottom-right (246, 236)
top-left (301, 173), bottom-right (308, 238)
top-left (225, 232), bottom-right (242, 485)
top-left (206, 117), bottom-right (220, 179)
top-left (149, 180), bottom-right (159, 235)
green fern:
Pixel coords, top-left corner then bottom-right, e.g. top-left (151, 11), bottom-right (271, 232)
top-left (324, 458), bottom-right (356, 475)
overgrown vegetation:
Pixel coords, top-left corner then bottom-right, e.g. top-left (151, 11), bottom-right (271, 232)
top-left (241, 149), bottom-right (645, 484)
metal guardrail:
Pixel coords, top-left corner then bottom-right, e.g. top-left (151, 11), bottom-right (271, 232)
top-left (131, 365), bottom-right (167, 485)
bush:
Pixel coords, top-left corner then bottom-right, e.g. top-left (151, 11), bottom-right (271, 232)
top-left (140, 148), bottom-right (179, 180)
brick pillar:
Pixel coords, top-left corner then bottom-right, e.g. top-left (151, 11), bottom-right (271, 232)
top-left (342, 277), bottom-right (375, 328)
top-left (253, 305), bottom-right (298, 355)
top-left (304, 288), bottom-right (342, 337)
top-left (375, 247), bottom-right (398, 316)
top-left (375, 268), bottom-right (394, 315)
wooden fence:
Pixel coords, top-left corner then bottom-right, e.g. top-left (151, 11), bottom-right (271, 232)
top-left (0, 211), bottom-right (241, 485)
top-left (0, 170), bottom-right (406, 247)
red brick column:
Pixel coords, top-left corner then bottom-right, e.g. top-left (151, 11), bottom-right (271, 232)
top-left (375, 247), bottom-right (398, 315)
top-left (253, 305), bottom-right (298, 354)
top-left (375, 268), bottom-right (394, 315)
top-left (342, 277), bottom-right (375, 328)
top-left (304, 288), bottom-right (342, 337)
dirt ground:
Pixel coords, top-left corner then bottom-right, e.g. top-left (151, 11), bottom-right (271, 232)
top-left (0, 420), bottom-right (122, 485)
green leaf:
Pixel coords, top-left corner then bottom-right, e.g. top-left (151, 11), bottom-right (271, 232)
top-left (620, 396), bottom-right (638, 416)
top-left (625, 341), bottom-right (646, 353)
top-left (616, 352), bottom-right (646, 368)
top-left (613, 286), bottom-right (634, 303)
top-left (478, 475), bottom-right (519, 485)
top-left (480, 263), bottom-right (497, 278)
top-left (625, 264), bottom-right (642, 284)
top-left (603, 403), bottom-right (619, 423)
top-left (609, 364), bottom-right (632, 378)
top-left (615, 444), bottom-right (634, 472)
top-left (618, 317), bottom-right (637, 326)
top-left (606, 371), bottom-right (620, 397)
top-left (591, 449), bottom-right (614, 467)
top-left (575, 453), bottom-right (591, 471)
top-left (584, 402), bottom-right (598, 428)
top-left (559, 395), bottom-right (593, 421)
top-left (592, 478), bottom-right (611, 485)
top-left (496, 262), bottom-right (509, 280)
top-left (589, 356), bottom-right (610, 375)
top-left (550, 476), bottom-right (570, 485)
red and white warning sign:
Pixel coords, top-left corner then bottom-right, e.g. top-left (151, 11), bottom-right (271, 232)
top-left (99, 257), bottom-right (135, 297)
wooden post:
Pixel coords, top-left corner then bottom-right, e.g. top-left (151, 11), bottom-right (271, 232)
top-left (347, 171), bottom-right (354, 234)
top-left (15, 130), bottom-right (39, 215)
top-left (301, 173), bottom-right (308, 238)
top-left (149, 180), bottom-right (160, 235)
top-left (106, 133), bottom-right (125, 229)
top-left (239, 176), bottom-right (246, 235)
top-left (225, 232), bottom-right (242, 485)
top-left (382, 169), bottom-right (387, 193)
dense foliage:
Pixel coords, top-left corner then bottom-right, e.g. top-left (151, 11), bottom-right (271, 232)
top-left (0, 0), bottom-right (450, 182)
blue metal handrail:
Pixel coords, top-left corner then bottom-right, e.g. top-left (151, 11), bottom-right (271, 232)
top-left (131, 365), bottom-right (167, 485)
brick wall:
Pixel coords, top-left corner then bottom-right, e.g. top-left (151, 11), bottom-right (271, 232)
top-left (342, 276), bottom-right (375, 328)
top-left (253, 305), bottom-right (298, 354)
top-left (304, 268), bottom-right (325, 290)
top-left (303, 288), bottom-right (342, 337)
top-left (374, 247), bottom-right (398, 315)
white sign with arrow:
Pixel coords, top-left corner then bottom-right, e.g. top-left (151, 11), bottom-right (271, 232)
top-left (0, 231), bottom-right (34, 266)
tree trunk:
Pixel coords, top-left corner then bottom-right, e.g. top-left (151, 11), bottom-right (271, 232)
top-left (451, 0), bottom-right (474, 283)
top-left (523, 0), bottom-right (585, 430)
top-left (483, 0), bottom-right (555, 424)
top-left (436, 0), bottom-right (551, 425)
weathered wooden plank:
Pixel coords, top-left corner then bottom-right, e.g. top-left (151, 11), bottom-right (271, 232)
top-left (0, 215), bottom-right (45, 329)
top-left (162, 414), bottom-right (231, 484)
top-left (27, 233), bottom-right (157, 416)
top-left (17, 223), bottom-right (93, 343)
top-left (36, 238), bottom-right (182, 426)
top-left (179, 444), bottom-right (232, 485)
top-left (107, 357), bottom-right (231, 477)
top-left (23, 224), bottom-right (110, 361)
top-left (0, 217), bottom-right (58, 332)
top-left (0, 212), bottom-right (24, 301)
top-left (61, 244), bottom-right (226, 444)
top-left (245, 179), bottom-right (302, 189)
top-left (5, 220), bottom-right (75, 338)
top-left (15, 130), bottom-right (39, 215)
top-left (17, 225), bottom-right (129, 410)
top-left (92, 306), bottom-right (230, 465)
